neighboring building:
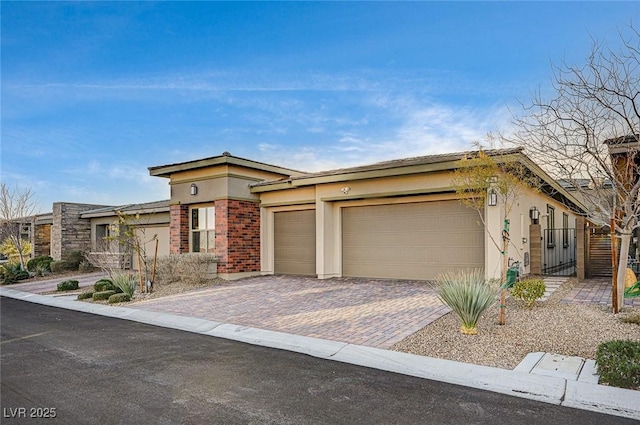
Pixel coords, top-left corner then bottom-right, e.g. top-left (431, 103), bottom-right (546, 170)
top-left (22, 201), bottom-right (170, 269)
top-left (80, 200), bottom-right (171, 270)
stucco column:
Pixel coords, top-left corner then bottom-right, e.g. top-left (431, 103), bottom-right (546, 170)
top-left (316, 200), bottom-right (339, 279)
top-left (485, 201), bottom-right (503, 281)
top-left (529, 224), bottom-right (542, 275)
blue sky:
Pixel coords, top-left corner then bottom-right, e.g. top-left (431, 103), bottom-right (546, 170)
top-left (2, 1), bottom-right (638, 213)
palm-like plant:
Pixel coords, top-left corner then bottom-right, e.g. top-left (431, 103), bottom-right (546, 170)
top-left (436, 269), bottom-right (498, 335)
top-left (111, 272), bottom-right (137, 298)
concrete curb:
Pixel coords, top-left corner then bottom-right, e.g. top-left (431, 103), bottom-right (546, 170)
top-left (1, 287), bottom-right (638, 420)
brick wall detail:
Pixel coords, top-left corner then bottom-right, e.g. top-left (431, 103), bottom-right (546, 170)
top-left (170, 204), bottom-right (190, 254)
top-left (215, 199), bottom-right (260, 274)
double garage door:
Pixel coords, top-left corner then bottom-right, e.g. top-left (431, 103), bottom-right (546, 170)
top-left (274, 200), bottom-right (484, 280)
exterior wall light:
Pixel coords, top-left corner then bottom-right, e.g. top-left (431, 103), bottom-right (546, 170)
top-left (190, 183), bottom-right (198, 196)
top-left (487, 188), bottom-right (498, 206)
top-left (529, 206), bottom-right (540, 223)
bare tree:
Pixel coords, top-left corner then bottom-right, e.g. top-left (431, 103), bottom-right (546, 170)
top-left (85, 210), bottom-right (158, 293)
top-left (0, 183), bottom-right (40, 270)
top-left (452, 144), bottom-right (540, 324)
top-left (508, 25), bottom-right (639, 312)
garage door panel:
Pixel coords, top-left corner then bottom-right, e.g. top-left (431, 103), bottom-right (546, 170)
top-left (274, 210), bottom-right (316, 276)
top-left (342, 201), bottom-right (483, 280)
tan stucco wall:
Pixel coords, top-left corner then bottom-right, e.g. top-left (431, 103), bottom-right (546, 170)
top-left (133, 225), bottom-right (170, 271)
top-left (259, 186), bottom-right (316, 207)
top-left (260, 168), bottom-right (584, 281)
top-left (259, 169), bottom-right (475, 279)
top-left (90, 212), bottom-right (170, 261)
top-left (484, 186), bottom-right (583, 280)
top-left (168, 164), bottom-right (292, 205)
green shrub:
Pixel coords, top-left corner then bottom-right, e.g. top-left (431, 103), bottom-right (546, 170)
top-left (108, 293), bottom-right (131, 304)
top-left (435, 269), bottom-right (499, 335)
top-left (27, 256), bottom-right (53, 272)
top-left (619, 313), bottom-right (640, 325)
top-left (50, 260), bottom-right (74, 273)
top-left (78, 260), bottom-right (94, 273)
top-left (92, 290), bottom-right (116, 301)
top-left (63, 250), bottom-right (85, 270)
top-left (0, 263), bottom-right (30, 285)
top-left (57, 279), bottom-right (79, 291)
top-left (34, 263), bottom-right (51, 277)
top-left (94, 278), bottom-right (116, 292)
top-left (111, 272), bottom-right (137, 297)
top-left (511, 278), bottom-right (546, 308)
top-left (77, 291), bottom-right (94, 300)
top-left (596, 339), bottom-right (640, 390)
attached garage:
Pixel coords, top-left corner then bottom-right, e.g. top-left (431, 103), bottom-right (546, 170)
top-left (342, 200), bottom-right (484, 280)
top-left (274, 210), bottom-right (316, 275)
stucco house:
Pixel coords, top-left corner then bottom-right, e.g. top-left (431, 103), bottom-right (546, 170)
top-left (147, 148), bottom-right (589, 281)
top-left (24, 148), bottom-right (591, 281)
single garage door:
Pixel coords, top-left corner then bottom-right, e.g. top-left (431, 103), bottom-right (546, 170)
top-left (342, 200), bottom-right (484, 280)
top-left (274, 210), bottom-right (316, 275)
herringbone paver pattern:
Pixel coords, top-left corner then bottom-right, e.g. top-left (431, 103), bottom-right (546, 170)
top-left (133, 275), bottom-right (450, 349)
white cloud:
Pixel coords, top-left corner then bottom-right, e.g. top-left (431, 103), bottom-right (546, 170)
top-left (255, 94), bottom-right (512, 173)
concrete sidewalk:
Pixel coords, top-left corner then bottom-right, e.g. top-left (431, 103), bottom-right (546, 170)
top-left (1, 286), bottom-right (638, 421)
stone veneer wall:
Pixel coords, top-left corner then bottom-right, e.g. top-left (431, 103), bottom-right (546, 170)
top-left (169, 204), bottom-right (189, 254)
top-left (215, 199), bottom-right (261, 274)
top-left (51, 203), bottom-right (109, 261)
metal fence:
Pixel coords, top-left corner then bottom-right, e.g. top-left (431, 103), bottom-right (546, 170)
top-left (542, 228), bottom-right (576, 276)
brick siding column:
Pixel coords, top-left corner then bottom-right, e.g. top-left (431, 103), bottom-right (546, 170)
top-left (170, 204), bottom-right (189, 254)
top-left (215, 199), bottom-right (260, 274)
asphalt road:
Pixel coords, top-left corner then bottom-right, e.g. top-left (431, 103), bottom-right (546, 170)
top-left (1, 297), bottom-right (634, 425)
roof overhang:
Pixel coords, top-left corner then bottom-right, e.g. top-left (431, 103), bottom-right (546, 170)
top-left (250, 148), bottom-right (589, 215)
top-left (80, 201), bottom-right (170, 218)
top-left (148, 152), bottom-right (303, 178)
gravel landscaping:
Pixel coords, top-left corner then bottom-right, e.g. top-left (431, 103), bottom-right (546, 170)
top-left (391, 278), bottom-right (640, 370)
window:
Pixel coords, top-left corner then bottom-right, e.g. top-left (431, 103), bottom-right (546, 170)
top-left (547, 205), bottom-right (555, 247)
top-left (20, 223), bottom-right (31, 241)
top-left (562, 212), bottom-right (569, 247)
top-left (95, 224), bottom-right (111, 251)
top-left (191, 206), bottom-right (215, 253)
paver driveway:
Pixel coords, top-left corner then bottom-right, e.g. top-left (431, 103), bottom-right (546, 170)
top-left (133, 275), bottom-right (450, 349)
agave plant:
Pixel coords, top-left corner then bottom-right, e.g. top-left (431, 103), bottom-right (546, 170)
top-left (111, 272), bottom-right (137, 298)
top-left (435, 269), bottom-right (498, 335)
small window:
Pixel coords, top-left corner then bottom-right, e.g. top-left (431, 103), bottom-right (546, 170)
top-left (191, 206), bottom-right (215, 253)
top-left (95, 224), bottom-right (111, 251)
top-left (562, 212), bottom-right (569, 247)
top-left (547, 205), bottom-right (555, 247)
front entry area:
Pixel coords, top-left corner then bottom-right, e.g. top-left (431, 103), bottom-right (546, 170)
top-left (341, 200), bottom-right (484, 280)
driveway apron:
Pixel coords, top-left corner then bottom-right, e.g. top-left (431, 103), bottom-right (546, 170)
top-left (132, 275), bottom-right (450, 349)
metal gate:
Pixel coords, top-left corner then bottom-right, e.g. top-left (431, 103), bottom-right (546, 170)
top-left (542, 228), bottom-right (577, 276)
